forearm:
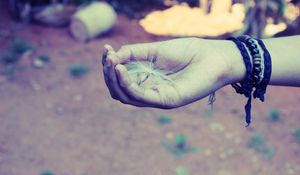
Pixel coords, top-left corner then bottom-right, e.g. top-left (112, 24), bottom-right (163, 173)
top-left (263, 36), bottom-right (300, 86)
top-left (223, 35), bottom-right (300, 87)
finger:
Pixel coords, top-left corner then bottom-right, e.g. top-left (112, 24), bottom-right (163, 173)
top-left (102, 44), bottom-right (113, 65)
top-left (107, 52), bottom-right (129, 101)
top-left (103, 54), bottom-right (119, 99)
top-left (107, 59), bottom-right (153, 107)
top-left (107, 52), bottom-right (141, 105)
top-left (116, 43), bottom-right (158, 64)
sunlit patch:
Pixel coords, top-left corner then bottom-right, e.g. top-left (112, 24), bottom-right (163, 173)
top-left (139, 1), bottom-right (245, 37)
top-left (265, 22), bottom-right (287, 36)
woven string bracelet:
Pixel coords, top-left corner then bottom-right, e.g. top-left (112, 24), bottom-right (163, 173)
top-left (227, 37), bottom-right (253, 126)
top-left (228, 36), bottom-right (272, 126)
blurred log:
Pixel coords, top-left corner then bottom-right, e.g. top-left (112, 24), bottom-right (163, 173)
top-left (70, 2), bottom-right (117, 42)
top-left (33, 4), bottom-right (76, 27)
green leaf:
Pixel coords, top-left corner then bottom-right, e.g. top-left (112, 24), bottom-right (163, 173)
top-left (68, 63), bottom-right (90, 78)
top-left (158, 116), bottom-right (172, 125)
top-left (176, 166), bottom-right (189, 175)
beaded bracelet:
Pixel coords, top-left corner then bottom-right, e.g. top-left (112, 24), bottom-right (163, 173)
top-left (227, 37), bottom-right (253, 126)
top-left (228, 36), bottom-right (272, 126)
top-left (253, 39), bottom-right (272, 102)
top-left (238, 35), bottom-right (263, 86)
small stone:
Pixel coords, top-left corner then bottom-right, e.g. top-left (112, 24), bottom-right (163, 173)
top-left (74, 94), bottom-right (82, 101)
top-left (210, 122), bottom-right (225, 132)
top-left (30, 79), bottom-right (40, 91)
top-left (227, 149), bottom-right (234, 155)
top-left (287, 168), bottom-right (295, 175)
top-left (56, 106), bottom-right (64, 115)
top-left (234, 137), bottom-right (241, 145)
top-left (166, 132), bottom-right (174, 139)
top-left (32, 58), bottom-right (44, 69)
top-left (218, 170), bottom-right (234, 175)
top-left (204, 149), bottom-right (212, 156)
top-left (219, 152), bottom-right (227, 159)
top-left (225, 132), bottom-right (233, 139)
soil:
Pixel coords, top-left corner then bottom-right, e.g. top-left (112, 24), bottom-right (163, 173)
top-left (0, 1), bottom-right (300, 175)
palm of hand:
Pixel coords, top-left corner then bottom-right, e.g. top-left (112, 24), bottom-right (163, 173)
top-left (103, 38), bottom-right (226, 109)
top-left (125, 39), bottom-right (205, 108)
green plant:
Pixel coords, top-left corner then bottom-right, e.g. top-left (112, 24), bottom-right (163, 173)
top-left (1, 54), bottom-right (19, 64)
top-left (1, 38), bottom-right (32, 64)
top-left (161, 134), bottom-right (199, 157)
top-left (40, 170), bottom-right (54, 175)
top-left (248, 134), bottom-right (275, 160)
top-left (158, 116), bottom-right (172, 125)
top-left (248, 134), bottom-right (266, 152)
top-left (68, 63), bottom-right (90, 78)
top-left (269, 108), bottom-right (281, 122)
top-left (176, 166), bottom-right (189, 175)
top-left (294, 128), bottom-right (300, 143)
top-left (264, 147), bottom-right (275, 160)
top-left (11, 38), bottom-right (32, 56)
top-left (5, 64), bottom-right (16, 80)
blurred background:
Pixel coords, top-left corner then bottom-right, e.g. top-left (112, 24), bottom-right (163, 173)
top-left (0, 0), bottom-right (300, 175)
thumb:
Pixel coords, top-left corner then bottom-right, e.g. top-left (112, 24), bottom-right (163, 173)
top-left (116, 42), bottom-right (158, 64)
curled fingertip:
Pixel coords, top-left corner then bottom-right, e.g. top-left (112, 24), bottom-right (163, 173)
top-left (104, 44), bottom-right (113, 51)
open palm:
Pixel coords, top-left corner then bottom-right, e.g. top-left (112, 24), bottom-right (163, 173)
top-left (102, 38), bottom-right (240, 108)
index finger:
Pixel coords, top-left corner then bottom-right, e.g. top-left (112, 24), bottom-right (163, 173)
top-left (116, 43), bottom-right (158, 64)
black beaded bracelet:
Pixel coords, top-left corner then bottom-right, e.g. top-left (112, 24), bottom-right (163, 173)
top-left (227, 37), bottom-right (253, 126)
top-left (238, 35), bottom-right (263, 86)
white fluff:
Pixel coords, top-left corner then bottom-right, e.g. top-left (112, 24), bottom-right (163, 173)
top-left (124, 61), bottom-right (173, 85)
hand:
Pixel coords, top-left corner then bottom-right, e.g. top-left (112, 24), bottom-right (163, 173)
top-left (102, 38), bottom-right (245, 109)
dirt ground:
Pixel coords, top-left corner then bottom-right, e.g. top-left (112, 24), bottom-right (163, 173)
top-left (0, 2), bottom-right (300, 175)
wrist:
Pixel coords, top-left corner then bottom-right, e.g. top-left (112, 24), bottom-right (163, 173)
top-left (219, 40), bottom-right (247, 85)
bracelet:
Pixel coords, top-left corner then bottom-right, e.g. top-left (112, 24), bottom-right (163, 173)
top-left (253, 39), bottom-right (272, 102)
top-left (238, 35), bottom-right (263, 86)
top-left (227, 36), bottom-right (272, 126)
top-left (227, 37), bottom-right (253, 126)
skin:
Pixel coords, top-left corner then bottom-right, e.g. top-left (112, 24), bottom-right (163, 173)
top-left (102, 36), bottom-right (300, 109)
